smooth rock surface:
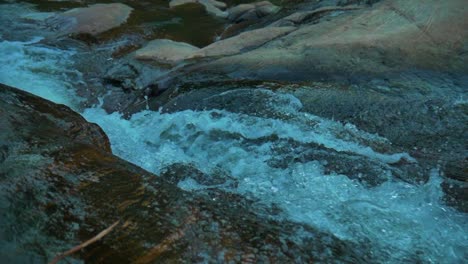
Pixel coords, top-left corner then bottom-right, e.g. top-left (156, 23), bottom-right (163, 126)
top-left (228, 1), bottom-right (280, 22)
top-left (191, 26), bottom-right (296, 58)
top-left (134, 39), bottom-right (201, 64)
top-left (46, 3), bottom-right (133, 35)
top-left (205, 0), bottom-right (468, 80)
top-left (269, 5), bottom-right (362, 27)
top-left (169, 0), bottom-right (227, 18)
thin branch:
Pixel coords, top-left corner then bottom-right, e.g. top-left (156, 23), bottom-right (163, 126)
top-left (49, 220), bottom-right (120, 264)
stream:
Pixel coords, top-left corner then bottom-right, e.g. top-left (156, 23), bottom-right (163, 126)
top-left (0, 2), bottom-right (467, 263)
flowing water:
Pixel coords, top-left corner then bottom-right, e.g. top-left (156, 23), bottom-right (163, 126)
top-left (0, 2), bottom-right (467, 263)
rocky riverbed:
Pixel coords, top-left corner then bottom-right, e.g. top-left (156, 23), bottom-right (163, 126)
top-left (0, 0), bottom-right (467, 263)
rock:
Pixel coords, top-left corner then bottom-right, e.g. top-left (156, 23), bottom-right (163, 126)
top-left (0, 83), bottom-right (369, 263)
top-left (338, 0), bottom-right (381, 6)
top-left (153, 85), bottom-right (427, 186)
top-left (228, 3), bottom-right (255, 21)
top-left (228, 1), bottom-right (280, 22)
top-left (442, 158), bottom-right (468, 211)
top-left (46, 3), bottom-right (133, 36)
top-left (191, 26), bottom-right (296, 58)
top-left (134, 39), bottom-right (200, 64)
top-left (204, 0), bottom-right (468, 80)
top-left (170, 0), bottom-right (226, 9)
top-left (0, 83), bottom-right (110, 262)
top-left (204, 0), bottom-right (227, 9)
top-left (131, 27), bottom-right (295, 65)
top-left (104, 63), bottom-right (140, 90)
top-left (169, 0), bottom-right (197, 8)
top-left (200, 0), bottom-right (228, 18)
top-left (169, 0), bottom-right (227, 18)
top-left (256, 0), bottom-right (281, 16)
top-left (161, 163), bottom-right (238, 188)
top-left (98, 58), bottom-right (166, 114)
top-left (269, 5), bottom-right (363, 27)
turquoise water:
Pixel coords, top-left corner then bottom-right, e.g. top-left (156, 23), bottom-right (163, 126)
top-left (0, 2), bottom-right (467, 263)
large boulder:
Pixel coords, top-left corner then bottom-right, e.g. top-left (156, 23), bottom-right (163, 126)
top-left (46, 3), bottom-right (133, 36)
top-left (202, 0), bottom-right (468, 80)
top-left (0, 83), bottom-right (368, 263)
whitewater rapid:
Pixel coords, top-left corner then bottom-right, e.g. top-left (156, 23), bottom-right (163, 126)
top-left (0, 3), bottom-right (467, 263)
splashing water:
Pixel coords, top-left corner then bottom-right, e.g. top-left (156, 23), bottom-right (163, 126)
top-left (1, 3), bottom-right (467, 263)
top-left (0, 38), bottom-right (82, 108)
top-left (83, 98), bottom-right (467, 263)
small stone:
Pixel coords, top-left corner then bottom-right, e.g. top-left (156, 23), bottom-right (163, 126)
top-left (134, 39), bottom-right (200, 64)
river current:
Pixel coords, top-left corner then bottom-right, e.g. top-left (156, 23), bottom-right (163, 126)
top-left (0, 2), bottom-right (467, 263)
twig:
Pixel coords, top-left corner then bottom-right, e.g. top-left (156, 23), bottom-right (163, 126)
top-left (49, 220), bottom-right (120, 264)
top-left (135, 209), bottom-right (199, 264)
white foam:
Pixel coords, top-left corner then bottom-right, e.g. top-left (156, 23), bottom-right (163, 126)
top-left (83, 104), bottom-right (467, 262)
top-left (0, 38), bottom-right (82, 108)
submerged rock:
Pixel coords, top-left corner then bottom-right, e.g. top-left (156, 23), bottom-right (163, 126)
top-left (0, 83), bottom-right (369, 263)
top-left (46, 3), bottom-right (133, 36)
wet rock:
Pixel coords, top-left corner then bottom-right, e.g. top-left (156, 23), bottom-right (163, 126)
top-left (228, 1), bottom-right (280, 23)
top-left (104, 62), bottom-right (140, 91)
top-left (156, 86), bottom-right (427, 186)
top-left (0, 83), bottom-right (110, 262)
top-left (200, 0), bottom-right (228, 18)
top-left (202, 0), bottom-right (468, 80)
top-left (146, 70), bottom-right (467, 210)
top-left (169, 0), bottom-right (228, 18)
top-left (269, 5), bottom-right (362, 27)
top-left (170, 0), bottom-right (227, 9)
top-left (337, 0), bottom-right (381, 6)
top-left (444, 158), bottom-right (468, 183)
top-left (206, 0), bottom-right (227, 9)
top-left (267, 140), bottom-right (426, 186)
top-left (169, 0), bottom-right (198, 7)
top-left (442, 158), bottom-right (468, 211)
top-left (46, 3), bottom-right (133, 36)
top-left (83, 56), bottom-right (166, 114)
top-left (191, 26), bottom-right (296, 58)
top-left (161, 163), bottom-right (238, 189)
top-left (0, 83), bottom-right (369, 263)
top-left (134, 39), bottom-right (200, 65)
top-left (284, 80), bottom-right (467, 208)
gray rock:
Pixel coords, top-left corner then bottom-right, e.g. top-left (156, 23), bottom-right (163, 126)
top-left (46, 3), bottom-right (133, 36)
top-left (169, 0), bottom-right (228, 18)
top-left (205, 0), bottom-right (468, 80)
top-left (191, 26), bottom-right (296, 58)
top-left (134, 39), bottom-right (200, 65)
top-left (228, 1), bottom-right (280, 22)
